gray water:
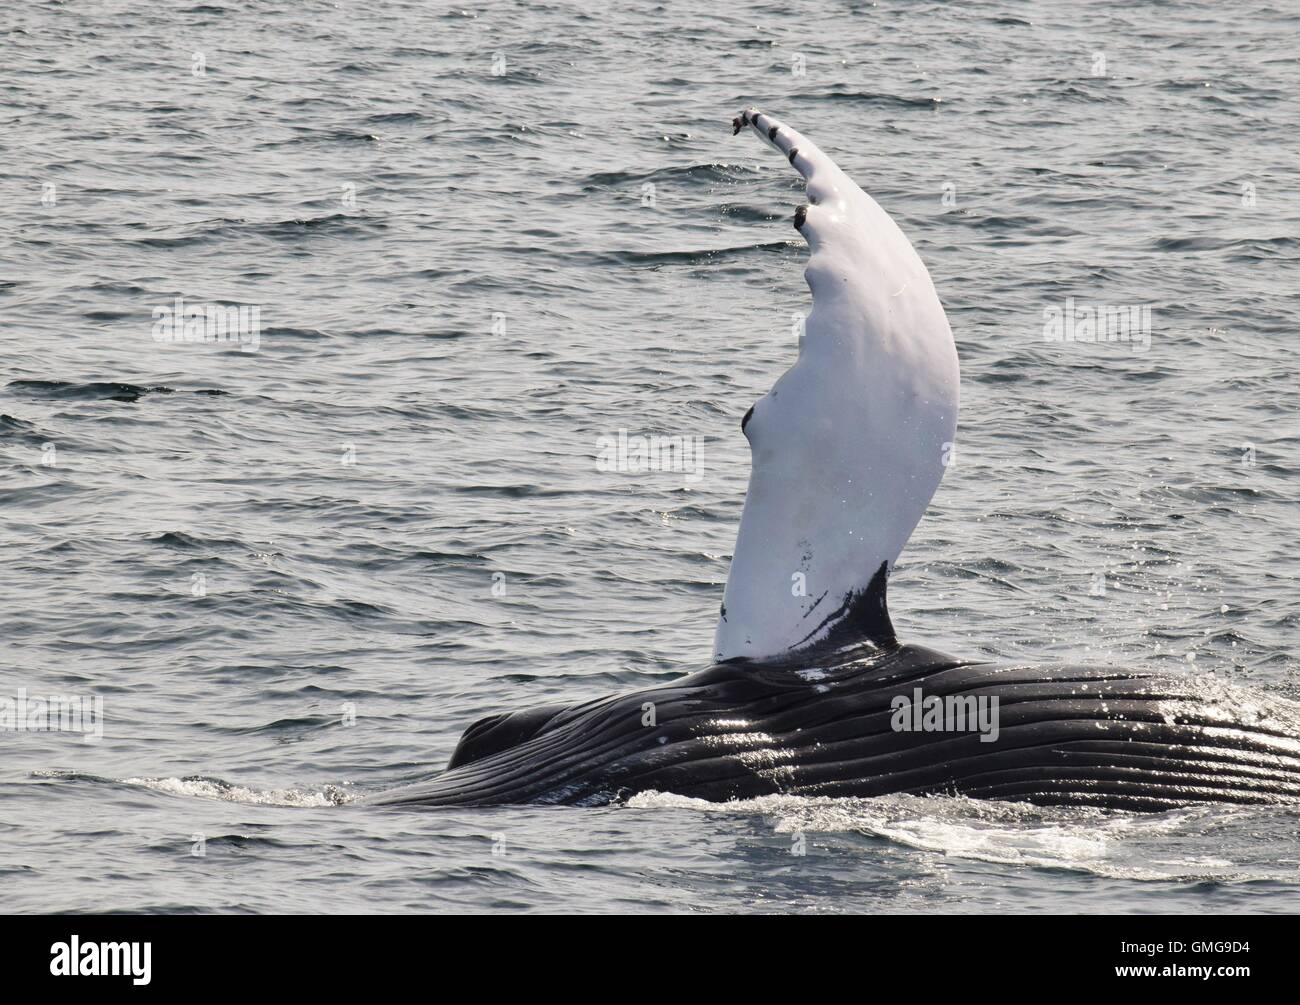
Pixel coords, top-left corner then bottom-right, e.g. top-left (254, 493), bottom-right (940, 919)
top-left (3, 0), bottom-right (1299, 914)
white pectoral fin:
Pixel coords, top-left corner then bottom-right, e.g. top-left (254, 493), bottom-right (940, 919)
top-left (733, 108), bottom-right (845, 204)
top-left (713, 109), bottom-right (960, 665)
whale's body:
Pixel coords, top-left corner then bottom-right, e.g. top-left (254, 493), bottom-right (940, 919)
top-left (366, 109), bottom-right (1300, 811)
top-left (367, 643), bottom-right (1300, 810)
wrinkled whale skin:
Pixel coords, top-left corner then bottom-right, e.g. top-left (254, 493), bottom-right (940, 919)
top-left (364, 645), bottom-right (1300, 811)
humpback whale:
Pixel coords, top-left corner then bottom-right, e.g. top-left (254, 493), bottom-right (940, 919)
top-left (365, 108), bottom-right (1300, 811)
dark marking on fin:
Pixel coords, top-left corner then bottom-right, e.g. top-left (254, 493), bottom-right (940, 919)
top-left (790, 561), bottom-right (898, 653)
top-left (794, 204), bottom-right (807, 230)
top-left (740, 404), bottom-right (755, 432)
top-left (788, 147), bottom-right (799, 164)
top-left (732, 116), bottom-right (742, 135)
top-left (768, 126), bottom-right (778, 140)
top-left (801, 588), bottom-right (830, 619)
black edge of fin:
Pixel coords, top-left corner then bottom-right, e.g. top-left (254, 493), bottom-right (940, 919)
top-left (792, 561), bottom-right (898, 654)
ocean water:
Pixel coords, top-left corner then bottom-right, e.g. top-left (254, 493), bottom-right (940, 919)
top-left (2, 0), bottom-right (1299, 914)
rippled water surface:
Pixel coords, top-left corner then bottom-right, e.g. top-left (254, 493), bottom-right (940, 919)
top-left (2, 0), bottom-right (1299, 913)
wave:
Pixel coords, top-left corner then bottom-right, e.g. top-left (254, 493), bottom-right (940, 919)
top-left (6, 380), bottom-right (225, 403)
top-left (575, 240), bottom-right (793, 268)
top-left (123, 776), bottom-right (354, 807)
top-left (34, 770), bottom-right (353, 807)
top-left (625, 791), bottom-right (1282, 881)
top-left (582, 162), bottom-right (761, 189)
top-left (813, 89), bottom-right (944, 110)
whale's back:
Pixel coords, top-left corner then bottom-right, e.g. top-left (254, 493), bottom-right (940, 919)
top-left (365, 646), bottom-right (1300, 811)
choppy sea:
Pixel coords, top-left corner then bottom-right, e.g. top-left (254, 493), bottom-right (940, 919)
top-left (2, 0), bottom-right (1299, 913)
